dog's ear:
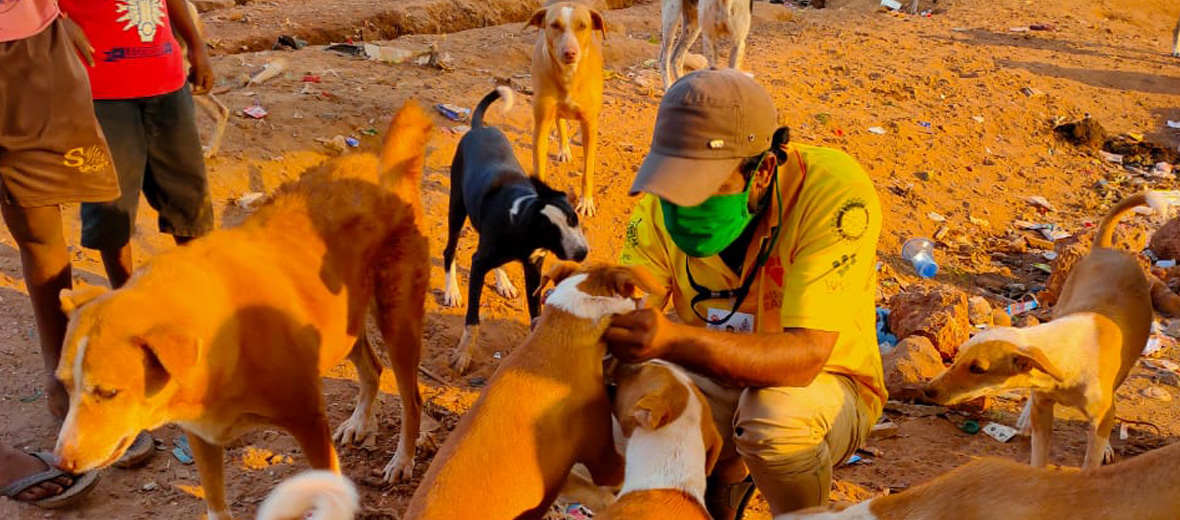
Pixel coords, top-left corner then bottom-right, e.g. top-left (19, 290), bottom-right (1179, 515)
top-left (60, 285), bottom-right (110, 313)
top-left (605, 265), bottom-right (666, 300)
top-left (525, 7), bottom-right (548, 30)
top-left (1013, 346), bottom-right (1065, 382)
top-left (528, 176), bottom-right (565, 199)
top-left (536, 261), bottom-right (583, 297)
top-left (629, 393), bottom-right (674, 431)
top-left (135, 327), bottom-right (199, 397)
top-left (590, 9), bottom-right (607, 40)
top-left (702, 413), bottom-right (723, 475)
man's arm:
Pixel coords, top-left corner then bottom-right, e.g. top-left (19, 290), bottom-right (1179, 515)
top-left (165, 0), bottom-right (213, 94)
top-left (604, 308), bottom-right (837, 388)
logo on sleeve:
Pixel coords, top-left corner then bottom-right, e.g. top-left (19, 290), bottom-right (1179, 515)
top-left (832, 198), bottom-right (869, 242)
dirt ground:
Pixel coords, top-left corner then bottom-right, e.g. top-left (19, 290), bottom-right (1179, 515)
top-left (3, 0), bottom-right (1180, 518)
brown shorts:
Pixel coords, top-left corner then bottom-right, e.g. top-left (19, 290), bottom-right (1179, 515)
top-left (0, 19), bottom-right (119, 208)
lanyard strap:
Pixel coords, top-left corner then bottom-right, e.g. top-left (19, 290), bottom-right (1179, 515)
top-left (686, 176), bottom-right (784, 326)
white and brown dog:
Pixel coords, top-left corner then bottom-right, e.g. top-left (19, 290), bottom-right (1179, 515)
top-left (925, 192), bottom-right (1166, 469)
top-left (597, 360), bottom-right (723, 520)
top-left (527, 1), bottom-right (606, 217)
top-left (658, 0), bottom-right (751, 88)
top-left (776, 441), bottom-right (1180, 520)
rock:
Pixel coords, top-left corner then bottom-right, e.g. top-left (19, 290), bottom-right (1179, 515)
top-left (190, 0), bottom-right (235, 12)
top-left (881, 336), bottom-right (945, 401)
top-left (888, 286), bottom-right (972, 360)
top-left (142, 481), bottom-right (159, 492)
top-left (991, 309), bottom-right (1012, 327)
top-left (1041, 225), bottom-right (1152, 306)
top-left (682, 53), bottom-right (709, 72)
top-left (1150, 217), bottom-right (1180, 262)
top-left (1014, 314), bottom-right (1040, 327)
top-left (967, 296), bottom-right (993, 326)
top-left (1141, 386), bottom-right (1172, 402)
top-left (1053, 117), bottom-right (1107, 149)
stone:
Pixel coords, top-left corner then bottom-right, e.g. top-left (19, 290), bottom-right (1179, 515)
top-left (1014, 314), bottom-right (1040, 327)
top-left (991, 308), bottom-right (1012, 327)
top-left (682, 53), bottom-right (709, 72)
top-left (1150, 217), bottom-right (1180, 262)
top-left (967, 296), bottom-right (993, 326)
top-left (882, 336), bottom-right (945, 401)
top-left (888, 286), bottom-right (972, 360)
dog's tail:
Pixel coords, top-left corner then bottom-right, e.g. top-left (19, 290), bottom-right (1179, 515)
top-left (379, 101), bottom-right (433, 208)
top-left (470, 86), bottom-right (515, 129)
top-left (255, 471), bottom-right (358, 520)
top-left (1093, 191), bottom-right (1170, 251)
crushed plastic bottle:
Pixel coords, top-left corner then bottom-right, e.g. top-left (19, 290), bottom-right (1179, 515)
top-left (901, 238), bottom-right (938, 278)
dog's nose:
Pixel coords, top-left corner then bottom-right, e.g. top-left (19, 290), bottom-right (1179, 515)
top-left (572, 247), bottom-right (588, 262)
top-left (562, 49), bottom-right (578, 62)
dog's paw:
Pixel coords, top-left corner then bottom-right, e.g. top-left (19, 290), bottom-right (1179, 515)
top-left (382, 451), bottom-right (415, 484)
top-left (493, 269), bottom-right (520, 299)
top-left (557, 147), bottom-right (573, 163)
top-left (441, 287), bottom-right (463, 308)
top-left (1102, 442), bottom-right (1116, 465)
top-left (1174, 50), bottom-right (1180, 58)
top-left (334, 409), bottom-right (378, 446)
top-left (576, 196), bottom-right (596, 217)
top-left (451, 327), bottom-right (478, 374)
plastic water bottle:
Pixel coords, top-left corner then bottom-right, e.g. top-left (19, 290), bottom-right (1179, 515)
top-left (901, 238), bottom-right (938, 279)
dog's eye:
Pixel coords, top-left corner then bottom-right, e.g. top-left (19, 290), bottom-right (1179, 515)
top-left (968, 363), bottom-right (986, 375)
top-left (93, 387), bottom-right (119, 399)
top-left (550, 22), bottom-right (561, 29)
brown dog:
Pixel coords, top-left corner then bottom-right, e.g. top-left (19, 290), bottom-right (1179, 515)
top-left (776, 441), bottom-right (1180, 520)
top-left (528, 1), bottom-right (606, 217)
top-left (597, 360), bottom-right (722, 520)
top-left (53, 102), bottom-right (434, 520)
top-left (404, 263), bottom-right (663, 520)
top-left (925, 192), bottom-right (1165, 469)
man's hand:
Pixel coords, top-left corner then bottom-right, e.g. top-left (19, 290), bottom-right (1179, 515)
top-left (604, 308), bottom-right (676, 363)
top-left (60, 16), bottom-right (95, 67)
top-left (188, 47), bottom-right (214, 95)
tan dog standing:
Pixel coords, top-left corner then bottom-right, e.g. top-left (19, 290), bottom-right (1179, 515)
top-left (53, 103), bottom-right (434, 520)
top-left (404, 263), bottom-right (662, 520)
top-left (775, 441), bottom-right (1180, 520)
top-left (528, 1), bottom-right (606, 217)
top-left (597, 360), bottom-right (722, 520)
top-left (925, 192), bottom-right (1165, 469)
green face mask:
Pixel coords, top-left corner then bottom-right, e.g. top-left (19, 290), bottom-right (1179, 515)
top-left (661, 176), bottom-right (755, 258)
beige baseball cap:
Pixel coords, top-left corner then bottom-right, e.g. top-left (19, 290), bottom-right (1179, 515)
top-left (630, 69), bottom-right (779, 207)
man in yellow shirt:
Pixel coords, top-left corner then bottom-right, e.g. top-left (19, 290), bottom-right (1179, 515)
top-left (605, 69), bottom-right (885, 517)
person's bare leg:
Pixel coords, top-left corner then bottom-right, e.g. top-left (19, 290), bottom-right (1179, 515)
top-left (0, 201), bottom-right (72, 420)
top-left (0, 443), bottom-right (73, 501)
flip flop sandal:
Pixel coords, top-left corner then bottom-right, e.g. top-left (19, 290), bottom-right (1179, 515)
top-left (113, 431), bottom-right (155, 469)
top-left (0, 452), bottom-right (101, 509)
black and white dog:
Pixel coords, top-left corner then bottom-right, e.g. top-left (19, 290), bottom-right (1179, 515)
top-left (443, 86), bottom-right (590, 373)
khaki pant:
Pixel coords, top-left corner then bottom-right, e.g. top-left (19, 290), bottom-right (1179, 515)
top-left (689, 371), bottom-right (876, 515)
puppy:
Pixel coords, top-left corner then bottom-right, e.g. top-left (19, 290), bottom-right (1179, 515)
top-left (699, 0), bottom-right (752, 74)
top-left (527, 1), bottom-right (606, 216)
top-left (442, 86), bottom-right (589, 374)
top-left (256, 471), bottom-right (359, 520)
top-left (597, 361), bottom-right (723, 520)
top-left (54, 102), bottom-right (433, 520)
top-left (405, 263), bottom-right (663, 520)
top-left (776, 441), bottom-right (1180, 520)
top-left (177, 0), bottom-right (229, 158)
top-left (925, 192), bottom-right (1165, 469)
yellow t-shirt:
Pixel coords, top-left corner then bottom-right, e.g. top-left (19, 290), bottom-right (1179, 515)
top-left (620, 143), bottom-right (886, 416)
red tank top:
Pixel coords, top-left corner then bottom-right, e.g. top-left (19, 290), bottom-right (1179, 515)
top-left (59, 0), bottom-right (185, 100)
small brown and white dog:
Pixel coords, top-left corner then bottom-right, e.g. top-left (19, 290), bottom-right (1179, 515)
top-left (925, 192), bottom-right (1166, 469)
top-left (658, 0), bottom-right (751, 88)
top-left (775, 441), bottom-right (1180, 520)
top-left (255, 471), bottom-right (359, 520)
top-left (596, 360), bottom-right (723, 520)
top-left (53, 102), bottom-right (433, 520)
top-left (404, 263), bottom-right (663, 520)
top-left (527, 1), bottom-right (606, 216)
